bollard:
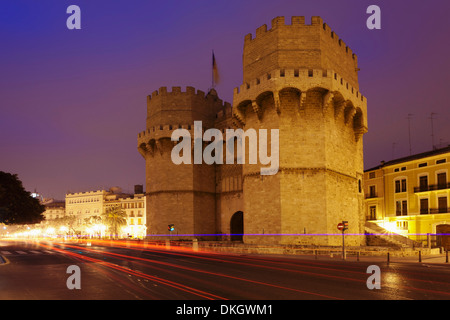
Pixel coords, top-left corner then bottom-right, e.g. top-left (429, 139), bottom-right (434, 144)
top-left (387, 252), bottom-right (390, 265)
top-left (315, 250), bottom-right (318, 259)
top-left (357, 251), bottom-right (360, 262)
top-left (418, 250), bottom-right (422, 263)
top-left (446, 249), bottom-right (448, 263)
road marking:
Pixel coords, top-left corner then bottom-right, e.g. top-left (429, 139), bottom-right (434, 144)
top-left (0, 251), bottom-right (12, 255)
top-left (16, 251), bottom-right (27, 254)
top-left (44, 250), bottom-right (55, 254)
top-left (30, 250), bottom-right (42, 254)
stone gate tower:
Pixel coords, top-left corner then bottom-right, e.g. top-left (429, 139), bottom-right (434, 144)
top-left (137, 87), bottom-right (230, 239)
top-left (138, 16), bottom-right (368, 246)
top-left (232, 16), bottom-right (368, 246)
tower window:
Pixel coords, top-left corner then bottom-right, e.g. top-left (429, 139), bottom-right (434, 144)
top-left (418, 162), bottom-right (427, 168)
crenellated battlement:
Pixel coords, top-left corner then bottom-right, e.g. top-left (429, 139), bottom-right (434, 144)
top-left (138, 124), bottom-right (202, 143)
top-left (243, 16), bottom-right (359, 90)
top-left (149, 86), bottom-right (204, 100)
top-left (244, 16), bottom-right (356, 61)
top-left (244, 16), bottom-right (320, 41)
top-left (147, 86), bottom-right (228, 107)
top-left (145, 86), bottom-right (230, 132)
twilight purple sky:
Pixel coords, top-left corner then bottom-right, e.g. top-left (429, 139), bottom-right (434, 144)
top-left (1, 0), bottom-right (450, 200)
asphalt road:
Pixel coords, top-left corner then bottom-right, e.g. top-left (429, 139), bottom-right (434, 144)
top-left (1, 239), bottom-right (449, 302)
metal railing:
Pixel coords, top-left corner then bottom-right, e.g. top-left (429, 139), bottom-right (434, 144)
top-left (414, 182), bottom-right (450, 193)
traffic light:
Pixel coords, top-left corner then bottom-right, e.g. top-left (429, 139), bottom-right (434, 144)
top-left (168, 224), bottom-right (175, 232)
top-left (342, 221), bottom-right (349, 231)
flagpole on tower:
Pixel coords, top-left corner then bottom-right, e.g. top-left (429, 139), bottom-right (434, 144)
top-left (212, 50), bottom-right (214, 89)
top-left (211, 50), bottom-right (219, 90)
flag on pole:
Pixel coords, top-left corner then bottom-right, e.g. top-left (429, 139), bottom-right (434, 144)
top-left (212, 51), bottom-right (220, 88)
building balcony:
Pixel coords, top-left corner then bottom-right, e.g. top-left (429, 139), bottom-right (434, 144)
top-left (414, 183), bottom-right (450, 193)
top-left (365, 192), bottom-right (378, 199)
top-left (420, 208), bottom-right (449, 215)
top-left (430, 208), bottom-right (449, 214)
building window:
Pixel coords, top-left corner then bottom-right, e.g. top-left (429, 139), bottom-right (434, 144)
top-left (418, 162), bottom-right (427, 168)
top-left (368, 185), bottom-right (376, 198)
top-left (395, 179), bottom-right (407, 193)
top-left (437, 172), bottom-right (447, 189)
top-left (420, 198), bottom-right (429, 214)
top-left (396, 200), bottom-right (407, 216)
top-left (369, 172), bottom-right (375, 179)
top-left (401, 179), bottom-right (407, 192)
top-left (438, 196), bottom-right (448, 213)
top-left (436, 159), bottom-right (446, 164)
top-left (419, 175), bottom-right (428, 192)
top-left (402, 200), bottom-right (408, 215)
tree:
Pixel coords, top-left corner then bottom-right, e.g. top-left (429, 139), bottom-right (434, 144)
top-left (0, 172), bottom-right (45, 224)
top-left (102, 206), bottom-right (127, 239)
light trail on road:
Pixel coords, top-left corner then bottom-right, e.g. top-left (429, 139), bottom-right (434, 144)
top-left (63, 239), bottom-right (450, 292)
top-left (37, 240), bottom-right (450, 300)
top-left (4, 238), bottom-right (449, 300)
top-left (44, 241), bottom-right (343, 300)
top-left (35, 242), bottom-right (228, 300)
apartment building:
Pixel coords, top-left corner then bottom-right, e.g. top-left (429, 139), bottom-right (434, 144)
top-left (364, 146), bottom-right (450, 248)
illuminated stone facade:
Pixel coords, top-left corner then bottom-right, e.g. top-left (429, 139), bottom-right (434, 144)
top-left (138, 16), bottom-right (368, 246)
top-left (65, 187), bottom-right (146, 238)
top-left (364, 146), bottom-right (450, 249)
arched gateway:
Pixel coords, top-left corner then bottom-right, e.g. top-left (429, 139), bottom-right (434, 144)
top-left (230, 211), bottom-right (244, 241)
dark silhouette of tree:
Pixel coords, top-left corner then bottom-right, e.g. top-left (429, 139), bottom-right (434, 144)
top-left (0, 171), bottom-right (45, 224)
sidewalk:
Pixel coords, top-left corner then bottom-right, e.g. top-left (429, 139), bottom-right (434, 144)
top-left (217, 248), bottom-right (450, 265)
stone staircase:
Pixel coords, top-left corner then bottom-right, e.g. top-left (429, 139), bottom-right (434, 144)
top-left (365, 221), bottom-right (422, 249)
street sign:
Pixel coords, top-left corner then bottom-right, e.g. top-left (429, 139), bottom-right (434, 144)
top-left (337, 221), bottom-right (348, 231)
